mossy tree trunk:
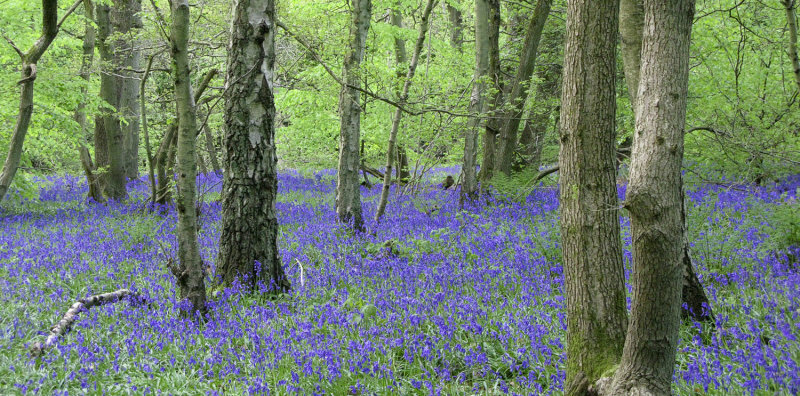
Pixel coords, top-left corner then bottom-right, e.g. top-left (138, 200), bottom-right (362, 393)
top-left (558, 0), bottom-right (628, 393)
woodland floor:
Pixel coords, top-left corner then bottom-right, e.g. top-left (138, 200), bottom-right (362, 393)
top-left (0, 170), bottom-right (798, 395)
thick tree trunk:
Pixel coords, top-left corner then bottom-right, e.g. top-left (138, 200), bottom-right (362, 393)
top-left (112, 0), bottom-right (143, 179)
top-left (620, 0), bottom-right (713, 323)
top-left (784, 0), bottom-right (800, 93)
top-left (479, 0), bottom-right (502, 183)
top-left (558, 0), bottom-right (628, 393)
top-left (610, 1), bottom-right (696, 394)
top-left (336, 0), bottom-right (371, 232)
top-left (493, 0), bottom-right (552, 176)
top-left (169, 0), bottom-right (206, 315)
top-left (375, 0), bottom-right (435, 222)
top-left (447, 3), bottom-right (463, 51)
top-left (461, 0), bottom-right (490, 205)
top-left (0, 0), bottom-right (62, 202)
top-left (95, 3), bottom-right (127, 200)
top-left (217, 0), bottom-right (290, 293)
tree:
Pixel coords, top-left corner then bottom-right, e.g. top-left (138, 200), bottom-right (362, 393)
top-left (493, 0), bottom-right (552, 177)
top-left (557, 0), bottom-right (628, 393)
top-left (374, 0), bottom-right (436, 222)
top-left (95, 2), bottom-right (128, 200)
top-left (111, 0), bottom-right (143, 179)
top-left (784, 0), bottom-right (800, 94)
top-left (168, 0), bottom-right (206, 315)
top-left (217, 0), bottom-right (290, 293)
top-left (607, 0), bottom-right (697, 394)
top-left (620, 0), bottom-right (713, 323)
top-left (0, 0), bottom-right (81, 203)
top-left (335, 0), bottom-right (371, 232)
top-left (479, 0), bottom-right (502, 183)
top-left (461, 0), bottom-right (490, 204)
top-left (447, 2), bottom-right (463, 51)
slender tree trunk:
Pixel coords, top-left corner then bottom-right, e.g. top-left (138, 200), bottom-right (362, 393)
top-left (493, 0), bottom-right (552, 176)
top-left (141, 54), bottom-right (157, 204)
top-left (480, 0), bottom-right (502, 183)
top-left (375, 0), bottom-right (436, 222)
top-left (558, 0), bottom-right (628, 393)
top-left (154, 124), bottom-right (177, 204)
top-left (96, 3), bottom-right (128, 200)
top-left (336, 0), bottom-right (371, 232)
top-left (620, 0), bottom-right (713, 323)
top-left (389, 6), bottom-right (411, 185)
top-left (609, 1), bottom-right (696, 394)
top-left (447, 3), bottom-right (463, 51)
top-left (0, 0), bottom-right (63, 202)
top-left (217, 0), bottom-right (290, 293)
top-left (112, 0), bottom-right (142, 179)
top-left (203, 125), bottom-right (221, 173)
top-left (74, 0), bottom-right (105, 203)
top-left (461, 0), bottom-right (490, 205)
top-left (169, 0), bottom-right (206, 315)
top-left (784, 0), bottom-right (800, 93)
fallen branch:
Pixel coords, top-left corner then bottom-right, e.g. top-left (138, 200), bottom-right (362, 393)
top-left (294, 258), bottom-right (305, 287)
top-left (30, 289), bottom-right (133, 357)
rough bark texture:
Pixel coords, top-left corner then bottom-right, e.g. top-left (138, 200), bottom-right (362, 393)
top-left (784, 0), bottom-right (800, 93)
top-left (375, 0), bottom-right (436, 222)
top-left (609, 0), bottom-right (696, 394)
top-left (112, 0), bottom-right (143, 179)
top-left (447, 3), bottom-right (463, 51)
top-left (620, 0), bottom-right (713, 323)
top-left (479, 0), bottom-right (502, 183)
top-left (461, 0), bottom-right (490, 205)
top-left (170, 0), bottom-right (206, 315)
top-left (336, 0), bottom-right (371, 232)
top-left (95, 3), bottom-right (128, 200)
top-left (558, 0), bottom-right (628, 393)
top-left (217, 0), bottom-right (290, 293)
top-left (0, 0), bottom-right (60, 202)
top-left (493, 0), bottom-right (552, 176)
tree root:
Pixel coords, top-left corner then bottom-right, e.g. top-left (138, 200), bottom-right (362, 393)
top-left (30, 289), bottom-right (133, 357)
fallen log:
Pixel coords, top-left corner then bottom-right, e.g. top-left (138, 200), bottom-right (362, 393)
top-left (30, 289), bottom-right (133, 357)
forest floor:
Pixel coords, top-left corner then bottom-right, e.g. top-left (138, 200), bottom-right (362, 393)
top-left (0, 170), bottom-right (798, 395)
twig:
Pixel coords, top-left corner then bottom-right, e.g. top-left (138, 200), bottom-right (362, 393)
top-left (294, 258), bottom-right (305, 287)
top-left (30, 289), bottom-right (134, 357)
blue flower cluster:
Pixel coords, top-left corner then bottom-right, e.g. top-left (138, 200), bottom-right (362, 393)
top-left (0, 171), bottom-right (798, 394)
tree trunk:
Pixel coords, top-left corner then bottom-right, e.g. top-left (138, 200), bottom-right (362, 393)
top-left (112, 0), bottom-right (143, 179)
top-left (389, 6), bottom-right (411, 186)
top-left (610, 0), bottom-right (696, 394)
top-left (203, 125), bottom-right (221, 173)
top-left (336, 0), bottom-right (371, 232)
top-left (479, 0), bottom-right (502, 184)
top-left (95, 3), bottom-right (127, 200)
top-left (74, 0), bottom-right (105, 203)
top-left (493, 0), bottom-right (552, 176)
top-left (516, 63), bottom-right (560, 171)
top-left (375, 0), bottom-right (436, 222)
top-left (141, 54), bottom-right (157, 204)
top-left (620, 0), bottom-right (713, 323)
top-left (784, 0), bottom-right (800, 93)
top-left (461, 0), bottom-right (490, 205)
top-left (447, 3), bottom-right (463, 51)
top-left (558, 0), bottom-right (628, 393)
top-left (217, 0), bottom-right (290, 293)
top-left (0, 0), bottom-right (62, 202)
top-left (154, 124), bottom-right (177, 204)
top-left (169, 0), bottom-right (206, 315)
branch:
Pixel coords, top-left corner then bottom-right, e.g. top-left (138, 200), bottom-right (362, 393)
top-left (30, 289), bottom-right (134, 357)
top-left (2, 33), bottom-right (24, 58)
top-left (57, 0), bottom-right (85, 30)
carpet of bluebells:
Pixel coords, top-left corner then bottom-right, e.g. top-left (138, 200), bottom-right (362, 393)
top-left (0, 170), bottom-right (799, 395)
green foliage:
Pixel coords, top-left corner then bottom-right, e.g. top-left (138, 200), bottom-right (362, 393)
top-left (766, 191), bottom-right (800, 251)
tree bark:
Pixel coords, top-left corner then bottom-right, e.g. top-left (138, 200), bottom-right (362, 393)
top-left (493, 0), bottom-right (552, 176)
top-left (389, 6), bottom-right (411, 185)
top-left (375, 0), bottom-right (436, 222)
top-left (479, 0), bottom-right (502, 183)
top-left (112, 0), bottom-right (143, 179)
top-left (217, 0), bottom-right (290, 293)
top-left (0, 0), bottom-right (62, 202)
top-left (610, 0), bottom-right (696, 394)
top-left (620, 0), bottom-right (713, 323)
top-left (461, 0), bottom-right (490, 205)
top-left (336, 0), bottom-right (371, 232)
top-left (784, 0), bottom-right (800, 93)
top-left (558, 0), bottom-right (628, 393)
top-left (203, 125), bottom-right (221, 173)
top-left (141, 54), bottom-right (157, 204)
top-left (95, 3), bottom-right (128, 200)
top-left (169, 0), bottom-right (206, 315)
top-left (517, 62), bottom-right (560, 171)
top-left (447, 3), bottom-right (463, 51)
